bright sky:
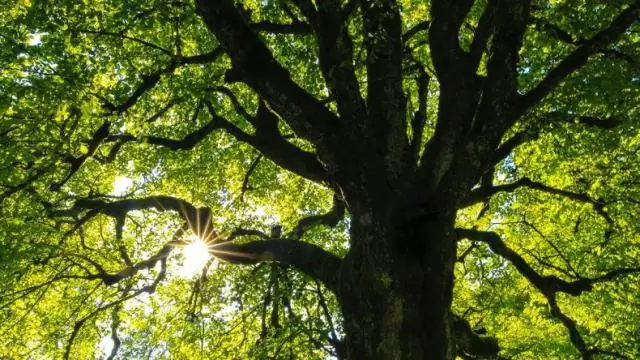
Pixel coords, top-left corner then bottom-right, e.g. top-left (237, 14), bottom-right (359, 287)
top-left (112, 176), bottom-right (133, 196)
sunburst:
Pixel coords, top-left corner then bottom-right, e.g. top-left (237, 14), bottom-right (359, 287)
top-left (178, 234), bottom-right (214, 277)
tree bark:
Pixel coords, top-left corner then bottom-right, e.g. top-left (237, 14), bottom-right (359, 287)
top-left (336, 201), bottom-right (458, 360)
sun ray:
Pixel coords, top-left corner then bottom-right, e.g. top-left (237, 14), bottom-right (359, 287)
top-left (178, 234), bottom-right (213, 278)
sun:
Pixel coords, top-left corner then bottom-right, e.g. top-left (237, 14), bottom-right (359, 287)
top-left (178, 235), bottom-right (213, 277)
top-left (112, 176), bottom-right (133, 196)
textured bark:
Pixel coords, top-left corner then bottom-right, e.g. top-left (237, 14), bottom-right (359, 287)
top-left (332, 185), bottom-right (460, 360)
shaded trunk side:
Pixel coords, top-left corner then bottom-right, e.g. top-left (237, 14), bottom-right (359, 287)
top-left (337, 209), bottom-right (457, 360)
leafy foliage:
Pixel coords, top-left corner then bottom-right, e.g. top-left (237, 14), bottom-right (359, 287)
top-left (1, 0), bottom-right (639, 359)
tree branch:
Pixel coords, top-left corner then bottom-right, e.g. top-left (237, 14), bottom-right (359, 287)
top-left (204, 101), bottom-right (329, 184)
top-left (473, 1), bottom-right (531, 136)
top-left (547, 294), bottom-right (590, 358)
top-left (453, 313), bottom-right (500, 359)
top-left (52, 195), bottom-right (208, 240)
top-left (211, 239), bottom-right (342, 292)
top-left (488, 110), bottom-right (618, 170)
top-left (240, 153), bottom-right (263, 200)
top-left (361, 0), bottom-right (408, 171)
top-left (105, 101), bottom-right (329, 184)
top-left (289, 193), bottom-right (346, 240)
top-left (429, 0), bottom-right (474, 78)
top-left (101, 47), bottom-right (224, 114)
top-left (63, 264), bottom-right (166, 359)
top-left (409, 67), bottom-right (430, 165)
top-left (302, 0), bottom-right (366, 123)
top-left (462, 177), bottom-right (614, 238)
top-left (106, 306), bottom-right (122, 360)
top-left (51, 121), bottom-right (111, 191)
top-left (517, 2), bottom-right (640, 114)
top-left (469, 0), bottom-right (498, 70)
top-left (76, 29), bottom-right (173, 56)
top-left (456, 228), bottom-right (640, 297)
top-left (403, 21), bottom-right (430, 44)
top-left (195, 0), bottom-right (338, 147)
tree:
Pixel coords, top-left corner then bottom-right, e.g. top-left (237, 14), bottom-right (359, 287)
top-left (1, 0), bottom-right (639, 359)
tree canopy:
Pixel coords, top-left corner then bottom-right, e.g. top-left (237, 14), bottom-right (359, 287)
top-left (1, 0), bottom-right (639, 359)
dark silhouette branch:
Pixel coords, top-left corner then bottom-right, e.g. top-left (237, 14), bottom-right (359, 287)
top-left (409, 67), bottom-right (430, 165)
top-left (63, 262), bottom-right (166, 359)
top-left (106, 306), bottom-right (122, 360)
top-left (453, 313), bottom-right (500, 359)
top-left (456, 228), bottom-right (640, 297)
top-left (195, 0), bottom-right (338, 146)
top-left (518, 2), bottom-right (640, 114)
top-left (299, 0), bottom-right (366, 123)
top-left (532, 16), bottom-right (637, 67)
top-left (104, 101), bottom-right (329, 184)
top-left (101, 46), bottom-right (224, 114)
top-left (458, 227), bottom-right (639, 358)
top-left (429, 0), bottom-right (474, 78)
top-left (474, 2), bottom-right (531, 136)
top-left (211, 86), bottom-right (255, 125)
top-left (469, 0), bottom-right (498, 70)
top-left (212, 239), bottom-right (342, 292)
top-left (462, 177), bottom-right (614, 231)
top-left (289, 193), bottom-right (346, 240)
top-left (361, 0), bottom-right (407, 168)
top-left (204, 102), bottom-right (329, 184)
top-left (240, 153), bottom-right (263, 200)
top-left (49, 48), bottom-right (225, 189)
top-left (545, 111), bottom-right (620, 129)
top-left (489, 110), bottom-right (618, 170)
top-left (547, 294), bottom-right (590, 359)
top-left (403, 21), bottom-right (430, 44)
top-left (51, 121), bottom-right (111, 191)
top-left (226, 228), bottom-right (269, 242)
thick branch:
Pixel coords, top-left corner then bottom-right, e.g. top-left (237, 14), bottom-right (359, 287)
top-left (195, 0), bottom-right (338, 146)
top-left (488, 131), bottom-right (527, 169)
top-left (53, 196), bottom-right (205, 239)
top-left (289, 193), bottom-right (346, 240)
top-left (403, 21), bottom-right (430, 44)
top-left (306, 0), bottom-right (366, 123)
top-left (453, 314), bottom-right (499, 359)
top-left (211, 239), bottom-right (342, 292)
top-left (518, 2), bottom-right (640, 113)
top-left (533, 16), bottom-right (638, 67)
top-left (205, 102), bottom-right (329, 184)
top-left (547, 294), bottom-right (590, 359)
top-left (473, 1), bottom-right (531, 136)
top-left (409, 67), bottom-right (430, 165)
top-left (545, 111), bottom-right (620, 129)
top-left (361, 0), bottom-right (408, 171)
top-left (469, 0), bottom-right (498, 70)
top-left (429, 0), bottom-right (474, 78)
top-left (106, 101), bottom-right (328, 184)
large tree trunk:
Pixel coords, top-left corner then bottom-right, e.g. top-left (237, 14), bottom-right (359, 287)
top-left (337, 202), bottom-right (458, 360)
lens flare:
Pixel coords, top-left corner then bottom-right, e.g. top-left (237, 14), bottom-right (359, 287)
top-left (178, 235), bottom-right (212, 277)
